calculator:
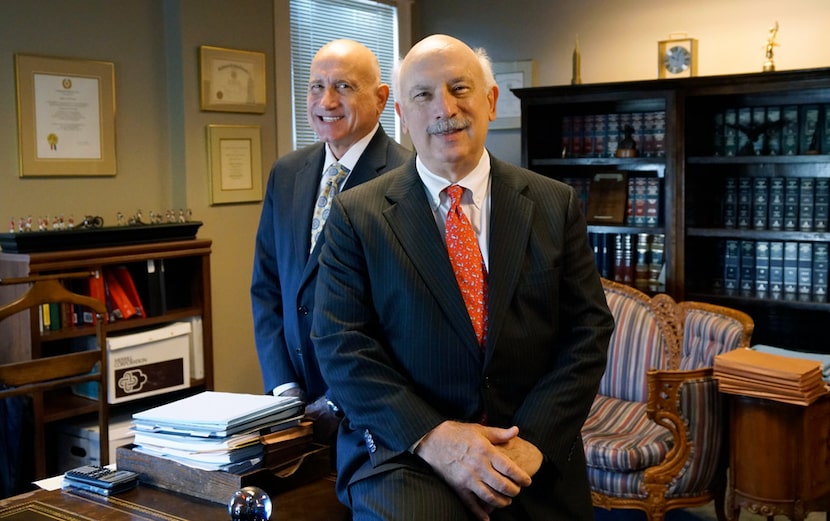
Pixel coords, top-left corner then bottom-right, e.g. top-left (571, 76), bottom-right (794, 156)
top-left (63, 465), bottom-right (139, 496)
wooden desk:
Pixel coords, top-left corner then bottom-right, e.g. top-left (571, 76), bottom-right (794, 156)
top-left (0, 475), bottom-right (350, 520)
top-left (727, 393), bottom-right (830, 521)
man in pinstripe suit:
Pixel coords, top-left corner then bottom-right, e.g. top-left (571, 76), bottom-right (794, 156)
top-left (312, 34), bottom-right (614, 520)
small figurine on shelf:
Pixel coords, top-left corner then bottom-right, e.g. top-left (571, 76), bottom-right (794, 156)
top-left (25, 216), bottom-right (32, 232)
top-left (67, 215), bottom-right (75, 229)
top-left (9, 217), bottom-right (14, 233)
top-left (615, 124), bottom-right (638, 158)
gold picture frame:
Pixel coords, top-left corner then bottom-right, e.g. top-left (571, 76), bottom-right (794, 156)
top-left (15, 54), bottom-right (116, 177)
top-left (207, 125), bottom-right (263, 205)
top-left (491, 60), bottom-right (535, 130)
top-left (199, 45), bottom-right (266, 113)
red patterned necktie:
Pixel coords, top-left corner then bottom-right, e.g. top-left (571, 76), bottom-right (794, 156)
top-left (445, 185), bottom-right (488, 346)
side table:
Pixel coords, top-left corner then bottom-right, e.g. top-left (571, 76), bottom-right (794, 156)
top-left (727, 393), bottom-right (830, 520)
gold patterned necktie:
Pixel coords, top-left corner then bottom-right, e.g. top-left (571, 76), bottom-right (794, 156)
top-left (445, 185), bottom-right (488, 346)
top-left (310, 162), bottom-right (349, 252)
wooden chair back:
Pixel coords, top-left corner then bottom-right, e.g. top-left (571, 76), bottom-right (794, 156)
top-left (0, 272), bottom-right (109, 478)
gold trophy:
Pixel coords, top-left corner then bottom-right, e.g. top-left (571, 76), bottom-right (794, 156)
top-left (763, 21), bottom-right (779, 72)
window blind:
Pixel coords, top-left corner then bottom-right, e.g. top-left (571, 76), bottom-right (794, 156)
top-left (289, 0), bottom-right (398, 149)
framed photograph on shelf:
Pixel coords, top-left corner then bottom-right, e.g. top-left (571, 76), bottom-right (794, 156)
top-left (491, 60), bottom-right (535, 130)
top-left (15, 54), bottom-right (117, 177)
top-left (199, 45), bottom-right (266, 113)
top-left (207, 125), bottom-right (263, 205)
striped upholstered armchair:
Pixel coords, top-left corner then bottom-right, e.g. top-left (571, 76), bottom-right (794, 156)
top-left (583, 278), bottom-right (754, 521)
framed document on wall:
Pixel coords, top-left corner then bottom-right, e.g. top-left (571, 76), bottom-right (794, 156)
top-left (15, 54), bottom-right (117, 177)
top-left (491, 60), bottom-right (535, 130)
top-left (200, 46), bottom-right (266, 113)
top-left (206, 125), bottom-right (263, 205)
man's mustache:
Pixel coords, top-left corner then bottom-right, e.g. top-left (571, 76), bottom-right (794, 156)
top-left (427, 117), bottom-right (470, 135)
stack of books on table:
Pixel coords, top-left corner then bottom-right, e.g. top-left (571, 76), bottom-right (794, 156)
top-left (130, 391), bottom-right (304, 473)
top-left (714, 347), bottom-right (830, 406)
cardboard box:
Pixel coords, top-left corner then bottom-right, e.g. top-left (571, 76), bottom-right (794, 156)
top-left (57, 415), bottom-right (135, 472)
top-left (75, 321), bottom-right (191, 404)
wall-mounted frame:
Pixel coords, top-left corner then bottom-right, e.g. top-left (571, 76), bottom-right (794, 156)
top-left (15, 54), bottom-right (116, 177)
top-left (207, 125), bottom-right (263, 205)
top-left (200, 45), bottom-right (266, 113)
top-left (491, 60), bottom-right (535, 130)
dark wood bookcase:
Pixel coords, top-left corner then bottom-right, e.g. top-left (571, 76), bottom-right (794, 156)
top-left (515, 67), bottom-right (830, 353)
top-left (0, 239), bottom-right (213, 476)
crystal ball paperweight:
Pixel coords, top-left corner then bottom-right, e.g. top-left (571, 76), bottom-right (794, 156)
top-left (228, 486), bottom-right (273, 521)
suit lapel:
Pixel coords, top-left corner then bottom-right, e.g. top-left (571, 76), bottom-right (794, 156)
top-left (485, 159), bottom-right (534, 360)
top-left (383, 165), bottom-right (483, 354)
top-left (294, 145), bottom-right (326, 269)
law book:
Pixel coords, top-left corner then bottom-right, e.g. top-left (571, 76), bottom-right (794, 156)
top-left (593, 113), bottom-right (608, 157)
top-left (570, 114), bottom-right (585, 157)
top-left (783, 241), bottom-right (799, 294)
top-left (767, 176), bottom-right (785, 230)
top-left (648, 234), bottom-right (665, 292)
top-left (765, 106), bottom-right (782, 155)
top-left (799, 105), bottom-right (820, 154)
top-left (644, 177), bottom-right (661, 227)
top-left (781, 105), bottom-right (799, 155)
top-left (104, 269), bottom-right (138, 321)
top-left (723, 239), bottom-right (741, 291)
top-left (723, 177), bottom-right (738, 228)
top-left (736, 177), bottom-right (752, 229)
top-left (113, 265), bottom-right (145, 318)
top-left (751, 106), bottom-right (767, 156)
top-left (799, 177), bottom-right (815, 232)
top-left (797, 242), bottom-right (813, 298)
top-left (755, 241), bottom-right (770, 295)
top-left (814, 177), bottom-right (829, 232)
top-left (739, 240), bottom-right (755, 294)
top-left (769, 241), bottom-right (785, 295)
top-left (783, 177), bottom-right (800, 231)
top-left (606, 113), bottom-right (620, 158)
top-left (752, 176), bottom-right (769, 230)
top-left (813, 242), bottom-right (829, 303)
top-left (737, 107), bottom-right (752, 155)
top-left (652, 111), bottom-right (667, 158)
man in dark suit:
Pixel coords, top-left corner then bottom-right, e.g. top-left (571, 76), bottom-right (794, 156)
top-left (312, 34), bottom-right (614, 520)
top-left (251, 39), bottom-right (410, 438)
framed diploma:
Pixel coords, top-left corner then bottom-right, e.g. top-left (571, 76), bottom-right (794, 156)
top-left (200, 46), bottom-right (266, 113)
top-left (491, 60), bottom-right (535, 130)
top-left (15, 54), bottom-right (117, 177)
top-left (207, 125), bottom-right (263, 205)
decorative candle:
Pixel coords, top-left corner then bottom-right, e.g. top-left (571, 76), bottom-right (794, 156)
top-left (572, 35), bottom-right (582, 85)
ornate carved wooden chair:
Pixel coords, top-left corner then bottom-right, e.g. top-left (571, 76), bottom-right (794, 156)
top-left (583, 278), bottom-right (754, 521)
top-left (0, 272), bottom-right (109, 481)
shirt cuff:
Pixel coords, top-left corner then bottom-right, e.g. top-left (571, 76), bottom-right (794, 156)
top-left (272, 382), bottom-right (300, 397)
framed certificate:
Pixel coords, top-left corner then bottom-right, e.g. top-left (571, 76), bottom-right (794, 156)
top-left (200, 46), bottom-right (266, 113)
top-left (206, 125), bottom-right (263, 205)
top-left (491, 60), bottom-right (535, 130)
top-left (15, 54), bottom-right (117, 177)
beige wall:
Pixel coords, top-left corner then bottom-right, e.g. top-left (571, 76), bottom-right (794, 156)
top-left (0, 0), bottom-right (276, 395)
top-left (415, 0), bottom-right (830, 165)
top-left (1, 0), bottom-right (828, 396)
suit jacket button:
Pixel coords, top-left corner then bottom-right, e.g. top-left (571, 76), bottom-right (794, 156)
top-left (298, 306), bottom-right (309, 315)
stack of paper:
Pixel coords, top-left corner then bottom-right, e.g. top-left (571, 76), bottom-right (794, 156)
top-left (714, 348), bottom-right (830, 405)
top-left (131, 391), bottom-right (304, 472)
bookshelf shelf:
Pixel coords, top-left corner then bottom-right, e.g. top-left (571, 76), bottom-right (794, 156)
top-left (516, 68), bottom-right (830, 352)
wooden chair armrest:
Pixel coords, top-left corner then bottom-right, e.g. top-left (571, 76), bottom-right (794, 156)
top-left (643, 368), bottom-right (713, 487)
